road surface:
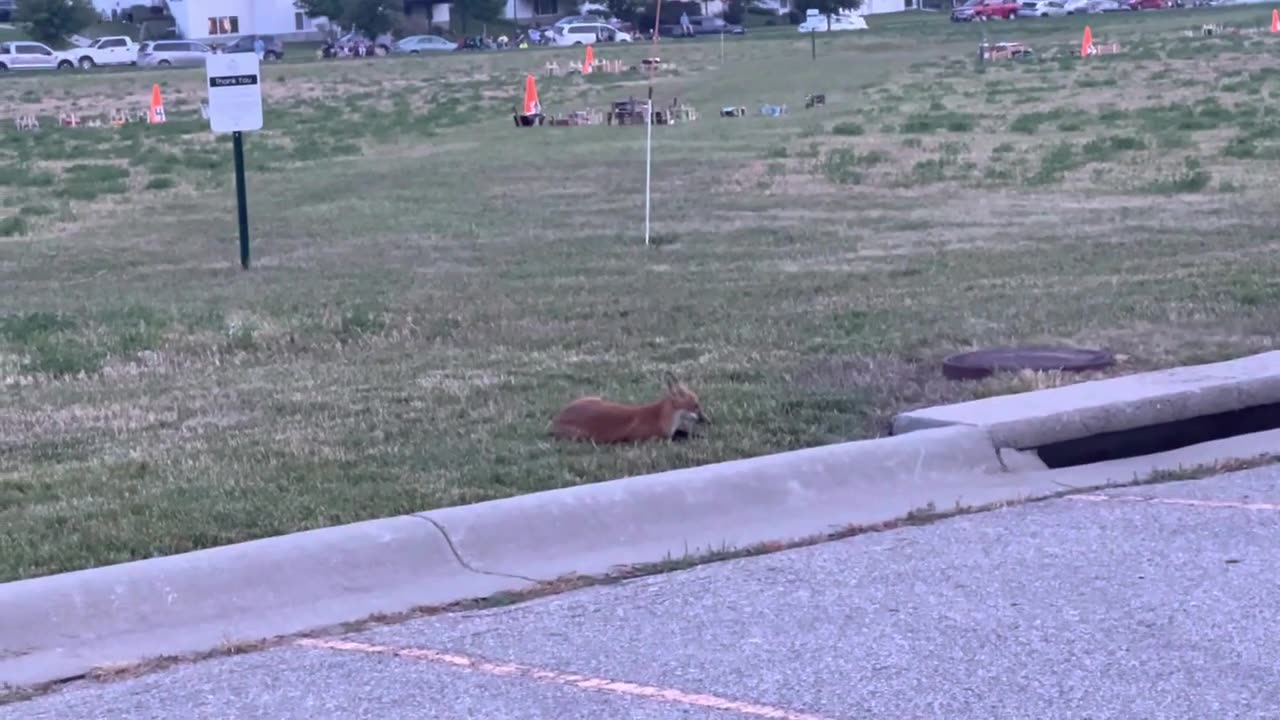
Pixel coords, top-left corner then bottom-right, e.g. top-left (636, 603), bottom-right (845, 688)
top-left (5, 467), bottom-right (1279, 719)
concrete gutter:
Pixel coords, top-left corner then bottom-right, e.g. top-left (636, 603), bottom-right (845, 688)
top-left (3, 352), bottom-right (1279, 690)
top-left (892, 350), bottom-right (1280, 449)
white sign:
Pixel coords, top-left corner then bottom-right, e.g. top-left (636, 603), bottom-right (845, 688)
top-left (205, 53), bottom-right (263, 133)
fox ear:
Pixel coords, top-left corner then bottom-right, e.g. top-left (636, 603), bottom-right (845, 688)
top-left (662, 370), bottom-right (680, 390)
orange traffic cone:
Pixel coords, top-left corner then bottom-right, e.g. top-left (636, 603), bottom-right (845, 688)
top-left (1080, 25), bottom-right (1094, 58)
top-left (1271, 9), bottom-right (1278, 32)
top-left (523, 73), bottom-right (541, 116)
top-left (148, 84), bottom-right (166, 124)
top-left (583, 44), bottom-right (595, 74)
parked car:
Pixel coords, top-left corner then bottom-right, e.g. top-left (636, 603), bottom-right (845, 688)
top-left (66, 35), bottom-right (138, 70)
top-left (553, 14), bottom-right (620, 28)
top-left (1085, 0), bottom-right (1128, 9)
top-left (661, 16), bottom-right (746, 36)
top-left (1018, 0), bottom-right (1069, 15)
top-left (797, 11), bottom-right (870, 31)
top-left (1127, 0), bottom-right (1166, 8)
top-left (0, 0), bottom-right (13, 23)
top-left (215, 35), bottom-right (285, 61)
top-left (393, 35), bottom-right (456, 54)
top-left (952, 0), bottom-right (1022, 20)
top-left (552, 22), bottom-right (633, 46)
top-left (0, 41), bottom-right (75, 71)
top-left (1063, 0), bottom-right (1092, 13)
top-left (336, 31), bottom-right (393, 56)
top-left (137, 40), bottom-right (212, 68)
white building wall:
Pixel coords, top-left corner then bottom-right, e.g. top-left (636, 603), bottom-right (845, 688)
top-left (503, 0), bottom-right (539, 22)
top-left (431, 4), bottom-right (453, 27)
top-left (254, 1), bottom-right (328, 35)
top-left (853, 0), bottom-right (908, 14)
top-left (757, 0), bottom-right (908, 15)
top-left (186, 0), bottom-right (253, 37)
top-left (168, 0), bottom-right (328, 40)
top-left (166, 0), bottom-right (192, 37)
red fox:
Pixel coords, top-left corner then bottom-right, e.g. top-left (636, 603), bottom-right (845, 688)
top-left (549, 372), bottom-right (710, 444)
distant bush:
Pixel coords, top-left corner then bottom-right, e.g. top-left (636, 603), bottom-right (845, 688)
top-left (900, 111), bottom-right (974, 134)
top-left (831, 121), bottom-right (865, 136)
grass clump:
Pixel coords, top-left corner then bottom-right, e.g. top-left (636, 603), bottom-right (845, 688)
top-left (900, 111), bottom-right (975, 134)
top-left (1147, 157), bottom-right (1212, 194)
top-left (1008, 111), bottom-right (1056, 134)
top-left (0, 216), bottom-right (28, 237)
top-left (831, 121), bottom-right (866, 136)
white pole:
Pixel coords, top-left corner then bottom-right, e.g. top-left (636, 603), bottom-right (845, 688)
top-left (644, 3), bottom-right (660, 248)
top-left (720, 30), bottom-right (724, 66)
top-left (644, 95), bottom-right (653, 247)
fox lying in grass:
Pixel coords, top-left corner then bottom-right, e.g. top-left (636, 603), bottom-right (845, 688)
top-left (550, 372), bottom-right (710, 444)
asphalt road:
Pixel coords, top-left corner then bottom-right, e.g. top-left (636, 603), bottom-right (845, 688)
top-left (6, 467), bottom-right (1279, 720)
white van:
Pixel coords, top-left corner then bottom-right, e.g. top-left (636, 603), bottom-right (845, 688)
top-left (552, 22), bottom-right (633, 46)
top-left (797, 9), bottom-right (869, 31)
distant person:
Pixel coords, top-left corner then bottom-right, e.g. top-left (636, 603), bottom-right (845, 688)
top-left (680, 11), bottom-right (692, 36)
top-left (253, 36), bottom-right (265, 61)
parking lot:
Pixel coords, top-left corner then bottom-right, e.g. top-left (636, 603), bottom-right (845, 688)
top-left (6, 466), bottom-right (1278, 719)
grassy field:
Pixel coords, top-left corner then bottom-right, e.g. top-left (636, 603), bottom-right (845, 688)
top-left (3, 7), bottom-right (1280, 582)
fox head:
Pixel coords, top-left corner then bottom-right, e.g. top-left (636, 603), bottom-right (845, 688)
top-left (663, 371), bottom-right (709, 432)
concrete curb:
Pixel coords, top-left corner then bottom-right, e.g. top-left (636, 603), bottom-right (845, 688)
top-left (0, 515), bottom-right (517, 689)
top-left (1, 425), bottom-right (1016, 689)
top-left (892, 350), bottom-right (1280, 449)
top-left (417, 425), bottom-right (1024, 581)
top-left (4, 389), bottom-right (1277, 691)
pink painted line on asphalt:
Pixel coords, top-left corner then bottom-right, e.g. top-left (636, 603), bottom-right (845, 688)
top-left (1067, 494), bottom-right (1280, 511)
top-left (296, 637), bottom-right (833, 720)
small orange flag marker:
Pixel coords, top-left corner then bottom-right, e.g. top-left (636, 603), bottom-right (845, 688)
top-left (1080, 25), bottom-right (1094, 58)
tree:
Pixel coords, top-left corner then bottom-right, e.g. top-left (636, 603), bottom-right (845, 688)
top-left (15, 0), bottom-right (97, 45)
top-left (636, 0), bottom-right (700, 34)
top-left (344, 0), bottom-right (399, 37)
top-left (450, 0), bottom-right (504, 33)
top-left (794, 0), bottom-right (861, 29)
top-left (295, 0), bottom-right (399, 39)
top-left (605, 0), bottom-right (643, 24)
top-left (723, 0), bottom-right (762, 23)
top-left (294, 0), bottom-right (345, 24)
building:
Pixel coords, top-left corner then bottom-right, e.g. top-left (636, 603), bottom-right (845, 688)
top-left (755, 0), bottom-right (912, 14)
top-left (854, 0), bottom-right (911, 14)
top-left (402, 0), bottom-right (558, 29)
top-left (404, 0), bottom-right (621, 30)
top-left (161, 0), bottom-right (329, 41)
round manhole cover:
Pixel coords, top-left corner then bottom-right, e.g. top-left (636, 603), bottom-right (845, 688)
top-left (942, 345), bottom-right (1115, 381)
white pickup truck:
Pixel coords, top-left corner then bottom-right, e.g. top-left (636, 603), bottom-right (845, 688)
top-left (66, 35), bottom-right (139, 70)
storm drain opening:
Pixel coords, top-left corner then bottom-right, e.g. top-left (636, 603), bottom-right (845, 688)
top-left (1029, 402), bottom-right (1280, 469)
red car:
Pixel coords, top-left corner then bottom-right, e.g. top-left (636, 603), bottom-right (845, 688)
top-left (1128, 0), bottom-right (1166, 8)
top-left (951, 0), bottom-right (1021, 21)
